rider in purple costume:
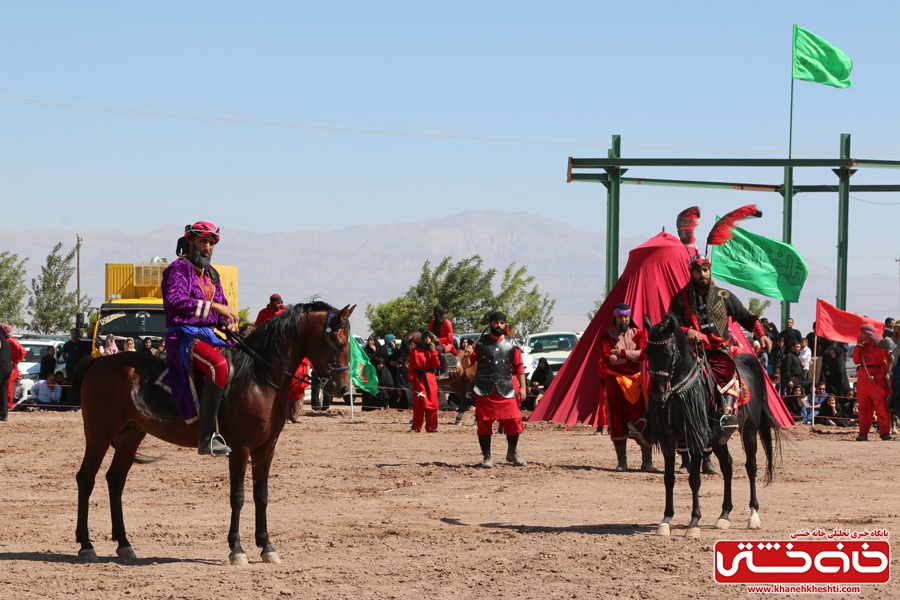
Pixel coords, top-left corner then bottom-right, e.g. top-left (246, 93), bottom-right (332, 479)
top-left (162, 221), bottom-right (239, 457)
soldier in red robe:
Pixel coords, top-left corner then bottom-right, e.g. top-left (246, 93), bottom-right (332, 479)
top-left (408, 331), bottom-right (441, 433)
top-left (469, 311), bottom-right (527, 468)
top-left (854, 324), bottom-right (892, 441)
top-left (255, 294), bottom-right (286, 326)
top-left (599, 303), bottom-right (657, 472)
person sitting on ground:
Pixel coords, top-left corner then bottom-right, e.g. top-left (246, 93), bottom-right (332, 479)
top-left (123, 338), bottom-right (136, 352)
top-left (99, 334), bottom-right (118, 356)
top-left (525, 357), bottom-right (554, 412)
top-left (780, 379), bottom-right (803, 417)
top-left (801, 382), bottom-right (828, 424)
top-left (365, 335), bottom-right (389, 367)
top-left (255, 293), bottom-right (285, 326)
top-left (32, 373), bottom-right (62, 407)
top-left (817, 394), bottom-right (847, 427)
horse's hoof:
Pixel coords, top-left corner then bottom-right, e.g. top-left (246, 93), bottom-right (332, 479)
top-left (78, 548), bottom-right (99, 563)
top-left (261, 551), bottom-right (281, 564)
top-left (116, 546), bottom-right (137, 560)
top-left (229, 552), bottom-right (249, 566)
top-left (685, 527), bottom-right (702, 538)
top-left (748, 517), bottom-right (761, 530)
top-left (715, 518), bottom-right (731, 530)
top-left (656, 523), bottom-right (671, 536)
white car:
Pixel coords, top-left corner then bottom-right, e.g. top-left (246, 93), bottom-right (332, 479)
top-left (523, 331), bottom-right (580, 372)
top-left (15, 337), bottom-right (67, 398)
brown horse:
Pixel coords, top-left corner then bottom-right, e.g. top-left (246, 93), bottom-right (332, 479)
top-left (71, 302), bottom-right (355, 565)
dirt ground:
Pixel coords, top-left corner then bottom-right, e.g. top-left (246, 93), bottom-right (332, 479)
top-left (1, 406), bottom-right (898, 600)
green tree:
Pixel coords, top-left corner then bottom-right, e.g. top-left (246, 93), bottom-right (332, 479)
top-left (494, 263), bottom-right (555, 337)
top-left (586, 298), bottom-right (604, 321)
top-left (0, 251), bottom-right (29, 328)
top-left (367, 256), bottom-right (556, 337)
top-left (238, 307), bottom-right (252, 327)
top-left (27, 242), bottom-right (79, 334)
top-left (747, 297), bottom-right (772, 318)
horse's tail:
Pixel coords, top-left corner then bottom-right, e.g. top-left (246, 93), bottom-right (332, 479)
top-left (70, 356), bottom-right (99, 405)
top-left (739, 353), bottom-right (781, 486)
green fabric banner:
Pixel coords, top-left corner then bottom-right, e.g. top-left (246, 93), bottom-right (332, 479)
top-left (792, 25), bottom-right (852, 89)
top-left (349, 334), bottom-right (379, 395)
top-left (711, 226), bottom-right (808, 302)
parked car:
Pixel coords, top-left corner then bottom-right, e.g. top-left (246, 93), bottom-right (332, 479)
top-left (14, 336), bottom-right (67, 398)
top-left (522, 331), bottom-right (579, 372)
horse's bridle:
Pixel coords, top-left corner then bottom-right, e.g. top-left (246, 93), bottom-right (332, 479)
top-left (225, 309), bottom-right (350, 392)
top-left (646, 336), bottom-right (700, 403)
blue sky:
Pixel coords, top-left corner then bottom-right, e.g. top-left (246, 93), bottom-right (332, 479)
top-left (2, 1), bottom-right (899, 289)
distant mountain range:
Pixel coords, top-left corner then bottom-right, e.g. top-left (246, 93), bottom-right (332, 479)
top-left (2, 210), bottom-right (896, 334)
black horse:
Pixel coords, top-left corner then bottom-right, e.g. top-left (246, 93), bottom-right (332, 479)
top-left (643, 313), bottom-right (780, 537)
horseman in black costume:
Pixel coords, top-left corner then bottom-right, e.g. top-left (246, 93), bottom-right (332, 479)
top-left (631, 206), bottom-right (773, 471)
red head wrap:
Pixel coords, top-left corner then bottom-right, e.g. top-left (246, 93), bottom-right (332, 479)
top-left (184, 221), bottom-right (220, 244)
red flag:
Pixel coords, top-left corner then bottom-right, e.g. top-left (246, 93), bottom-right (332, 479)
top-left (814, 299), bottom-right (885, 344)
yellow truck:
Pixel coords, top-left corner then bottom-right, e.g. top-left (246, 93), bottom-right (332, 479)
top-left (85, 261), bottom-right (238, 356)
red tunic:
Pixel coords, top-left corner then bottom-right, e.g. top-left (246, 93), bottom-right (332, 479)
top-left (426, 318), bottom-right (457, 355)
top-left (470, 338), bottom-right (524, 420)
top-left (853, 342), bottom-right (891, 436)
top-left (255, 305), bottom-right (286, 326)
top-left (599, 327), bottom-right (647, 441)
top-left (7, 337), bottom-right (24, 409)
top-left (408, 347), bottom-right (441, 410)
top-left (288, 357), bottom-right (312, 401)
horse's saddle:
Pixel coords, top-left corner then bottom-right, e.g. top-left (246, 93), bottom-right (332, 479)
top-left (435, 353), bottom-right (460, 384)
top-left (137, 352), bottom-right (233, 420)
top-left (138, 359), bottom-right (183, 419)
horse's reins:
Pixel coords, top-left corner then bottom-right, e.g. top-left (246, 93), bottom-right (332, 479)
top-left (223, 309), bottom-right (351, 466)
top-left (647, 336), bottom-right (700, 403)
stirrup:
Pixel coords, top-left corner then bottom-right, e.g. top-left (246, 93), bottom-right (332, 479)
top-left (717, 414), bottom-right (738, 445)
top-left (208, 433), bottom-right (232, 457)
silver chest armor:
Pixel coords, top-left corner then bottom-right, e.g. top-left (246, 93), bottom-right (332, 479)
top-left (473, 335), bottom-right (517, 398)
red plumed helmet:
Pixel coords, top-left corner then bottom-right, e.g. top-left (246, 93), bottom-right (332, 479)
top-left (707, 205), bottom-right (762, 246)
top-left (676, 206), bottom-right (701, 245)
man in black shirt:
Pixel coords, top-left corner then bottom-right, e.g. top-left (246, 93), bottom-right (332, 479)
top-left (779, 318), bottom-right (803, 348)
top-left (61, 329), bottom-right (83, 381)
top-left (781, 341), bottom-right (803, 389)
top-left (40, 346), bottom-right (58, 380)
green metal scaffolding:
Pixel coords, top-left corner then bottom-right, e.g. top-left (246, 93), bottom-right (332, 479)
top-left (567, 134), bottom-right (900, 326)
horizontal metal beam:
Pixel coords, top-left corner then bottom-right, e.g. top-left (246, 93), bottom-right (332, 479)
top-left (623, 177), bottom-right (778, 192)
top-left (569, 157), bottom-right (900, 169)
top-left (792, 184), bottom-right (900, 193)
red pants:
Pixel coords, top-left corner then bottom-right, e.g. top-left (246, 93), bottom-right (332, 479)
top-left (190, 340), bottom-right (229, 388)
top-left (605, 378), bottom-right (646, 442)
top-left (858, 381), bottom-right (890, 436)
top-left (412, 397), bottom-right (438, 432)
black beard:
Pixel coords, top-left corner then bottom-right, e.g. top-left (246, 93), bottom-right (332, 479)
top-left (617, 323), bottom-right (628, 333)
top-left (188, 246), bottom-right (212, 269)
top-left (490, 326), bottom-right (504, 337)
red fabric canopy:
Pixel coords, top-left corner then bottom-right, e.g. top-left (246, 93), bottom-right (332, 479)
top-left (528, 232), bottom-right (793, 428)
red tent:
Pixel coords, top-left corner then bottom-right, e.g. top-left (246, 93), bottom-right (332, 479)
top-left (528, 232), bottom-right (793, 428)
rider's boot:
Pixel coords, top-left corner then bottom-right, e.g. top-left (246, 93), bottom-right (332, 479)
top-left (198, 381), bottom-right (231, 457)
top-left (640, 445), bottom-right (659, 473)
top-left (716, 393), bottom-right (739, 445)
top-left (701, 451), bottom-right (720, 475)
top-left (613, 440), bottom-right (628, 471)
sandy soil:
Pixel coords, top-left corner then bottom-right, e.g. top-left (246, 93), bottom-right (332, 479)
top-left (0, 407), bottom-right (898, 600)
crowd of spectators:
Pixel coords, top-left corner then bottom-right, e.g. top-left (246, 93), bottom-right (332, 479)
top-left (764, 316), bottom-right (900, 435)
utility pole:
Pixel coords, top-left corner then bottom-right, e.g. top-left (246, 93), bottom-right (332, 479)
top-left (76, 234), bottom-right (82, 311)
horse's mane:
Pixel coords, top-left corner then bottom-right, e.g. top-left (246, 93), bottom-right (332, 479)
top-left (231, 300), bottom-right (337, 390)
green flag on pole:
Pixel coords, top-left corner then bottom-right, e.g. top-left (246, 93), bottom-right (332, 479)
top-left (349, 334), bottom-right (379, 395)
top-left (711, 226), bottom-right (808, 302)
top-left (792, 25), bottom-right (852, 89)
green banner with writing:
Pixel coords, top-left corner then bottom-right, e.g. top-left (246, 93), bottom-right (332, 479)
top-left (711, 227), bottom-right (808, 302)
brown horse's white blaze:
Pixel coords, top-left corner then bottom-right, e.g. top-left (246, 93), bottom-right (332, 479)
top-left (72, 302), bottom-right (354, 564)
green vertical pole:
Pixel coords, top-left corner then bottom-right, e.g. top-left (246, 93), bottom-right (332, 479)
top-left (605, 135), bottom-right (622, 295)
top-left (835, 133), bottom-right (853, 310)
top-left (781, 166), bottom-right (794, 328)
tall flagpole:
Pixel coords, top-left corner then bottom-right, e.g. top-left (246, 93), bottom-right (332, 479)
top-left (788, 77), bottom-right (795, 159)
